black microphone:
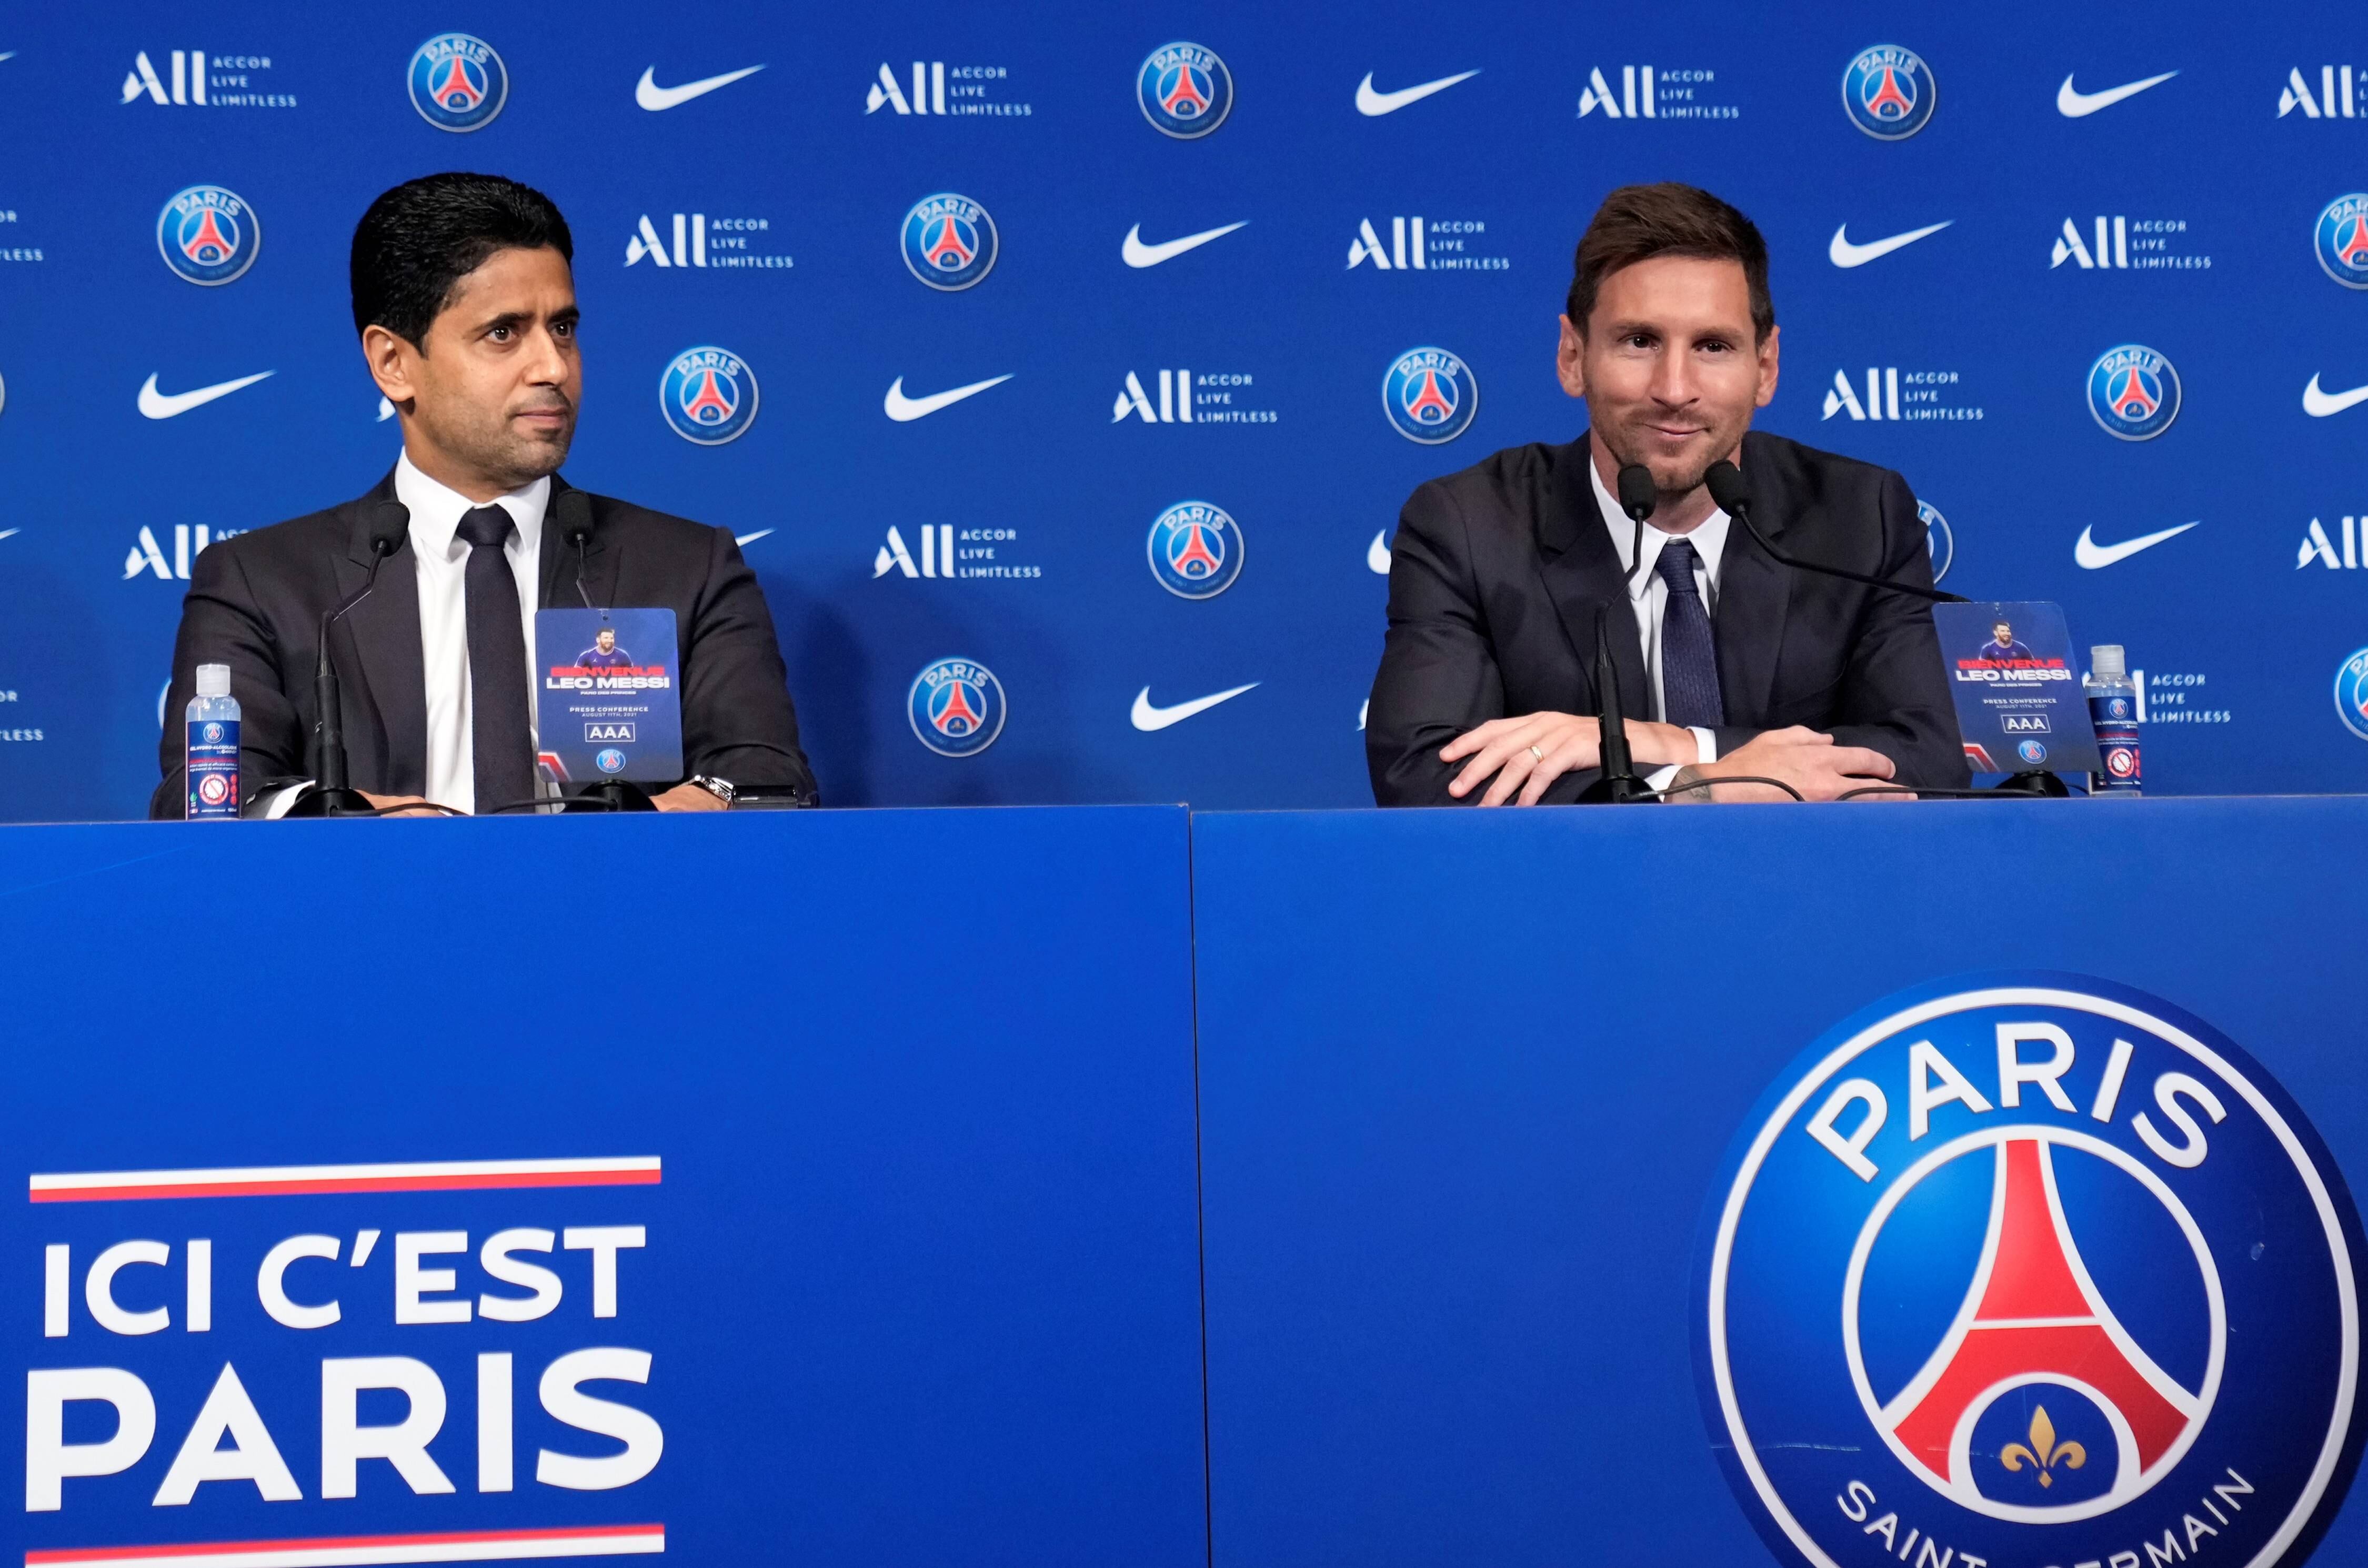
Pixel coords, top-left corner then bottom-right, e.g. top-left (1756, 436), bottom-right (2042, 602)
top-left (555, 489), bottom-right (596, 610)
top-left (1702, 460), bottom-right (1967, 604)
top-left (1577, 602), bottom-right (1648, 803)
top-left (287, 501), bottom-right (408, 818)
top-left (1615, 463), bottom-right (1657, 589)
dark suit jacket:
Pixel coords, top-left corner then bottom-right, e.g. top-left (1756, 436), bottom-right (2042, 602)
top-left (150, 470), bottom-right (816, 817)
top-left (1366, 429), bottom-right (1968, 805)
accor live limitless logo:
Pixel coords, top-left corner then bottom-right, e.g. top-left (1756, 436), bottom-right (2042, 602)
top-left (1112, 368), bottom-right (1277, 425)
top-left (121, 49), bottom-right (293, 108)
top-left (2280, 65), bottom-right (2364, 117)
top-left (624, 213), bottom-right (791, 270)
top-left (2050, 216), bottom-right (2212, 271)
top-left (23, 1156), bottom-right (666, 1568)
top-left (1576, 64), bottom-right (1739, 119)
top-left (865, 61), bottom-right (1031, 116)
top-left (1346, 217), bottom-right (1509, 272)
top-left (1822, 367), bottom-right (1984, 422)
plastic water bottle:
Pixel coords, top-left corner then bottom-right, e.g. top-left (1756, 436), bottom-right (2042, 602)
top-left (185, 663), bottom-right (240, 820)
top-left (2084, 646), bottom-right (2141, 797)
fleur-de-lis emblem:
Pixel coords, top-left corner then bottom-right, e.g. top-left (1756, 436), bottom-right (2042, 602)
top-left (1999, 1404), bottom-right (2087, 1489)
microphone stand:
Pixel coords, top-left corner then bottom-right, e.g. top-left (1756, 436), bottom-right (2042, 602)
top-left (285, 512), bottom-right (406, 818)
top-left (1577, 604), bottom-right (1648, 803)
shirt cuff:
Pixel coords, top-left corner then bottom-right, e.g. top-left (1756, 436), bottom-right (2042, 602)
top-left (1642, 763), bottom-right (1682, 792)
top-left (1690, 726), bottom-right (1719, 764)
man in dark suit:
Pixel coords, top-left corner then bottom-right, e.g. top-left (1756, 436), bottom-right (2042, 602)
top-left (1367, 183), bottom-right (1965, 806)
top-left (153, 173), bottom-right (814, 818)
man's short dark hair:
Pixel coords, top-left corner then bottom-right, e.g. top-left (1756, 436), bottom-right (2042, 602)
top-left (350, 172), bottom-right (573, 348)
top-left (1565, 182), bottom-right (1774, 343)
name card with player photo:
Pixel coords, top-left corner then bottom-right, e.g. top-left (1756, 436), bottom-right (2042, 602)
top-left (1933, 600), bottom-right (2104, 776)
top-left (534, 607), bottom-right (684, 785)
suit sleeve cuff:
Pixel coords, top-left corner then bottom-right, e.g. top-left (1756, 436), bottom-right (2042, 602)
top-left (250, 781), bottom-right (315, 821)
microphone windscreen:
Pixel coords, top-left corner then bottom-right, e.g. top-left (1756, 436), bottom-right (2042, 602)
top-left (368, 501), bottom-right (410, 556)
top-left (555, 487), bottom-right (594, 545)
top-left (1703, 460), bottom-right (1750, 516)
top-left (1616, 463), bottom-right (1657, 523)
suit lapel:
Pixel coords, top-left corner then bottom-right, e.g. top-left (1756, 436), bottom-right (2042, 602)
top-left (337, 469), bottom-right (428, 793)
top-left (1534, 434), bottom-right (1651, 718)
top-left (1707, 433), bottom-right (1794, 726)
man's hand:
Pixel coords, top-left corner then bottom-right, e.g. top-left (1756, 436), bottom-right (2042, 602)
top-left (357, 791), bottom-right (445, 818)
top-left (1440, 713), bottom-right (1697, 807)
top-left (1664, 727), bottom-right (1910, 803)
top-left (653, 782), bottom-right (728, 813)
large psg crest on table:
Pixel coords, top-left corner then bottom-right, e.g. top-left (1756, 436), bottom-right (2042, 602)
top-left (1694, 973), bottom-right (2363, 1568)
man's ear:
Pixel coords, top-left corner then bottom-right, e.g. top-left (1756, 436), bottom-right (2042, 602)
top-left (1556, 314), bottom-right (1588, 399)
top-left (1754, 322), bottom-right (1781, 409)
top-left (361, 324), bottom-right (419, 411)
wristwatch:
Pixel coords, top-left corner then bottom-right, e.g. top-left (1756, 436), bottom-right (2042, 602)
top-left (686, 775), bottom-right (737, 807)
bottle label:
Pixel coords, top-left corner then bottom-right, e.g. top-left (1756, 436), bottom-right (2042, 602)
top-left (187, 718), bottom-right (239, 819)
top-left (2088, 694), bottom-right (2141, 794)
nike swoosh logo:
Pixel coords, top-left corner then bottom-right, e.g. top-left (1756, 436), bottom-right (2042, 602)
top-left (377, 396), bottom-right (397, 423)
top-left (1130, 682), bottom-right (1258, 732)
top-left (884, 374), bottom-right (1012, 422)
top-left (138, 370), bottom-right (273, 420)
top-left (1828, 220), bottom-right (1952, 268)
top-left (734, 529), bottom-right (774, 548)
top-left (0, 528), bottom-right (19, 541)
top-left (2056, 70), bottom-right (2178, 118)
top-left (2074, 520), bottom-right (2199, 569)
top-left (635, 64), bottom-right (764, 112)
top-left (1122, 221), bottom-right (1248, 269)
top-left (1354, 69), bottom-right (1480, 116)
top-left (1367, 530), bottom-right (1391, 574)
top-left (2303, 373), bottom-right (2368, 417)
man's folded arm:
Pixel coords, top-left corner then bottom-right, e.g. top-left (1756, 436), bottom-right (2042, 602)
top-left (679, 525), bottom-right (818, 799)
top-left (1822, 471), bottom-right (1971, 790)
top-left (148, 542), bottom-right (305, 819)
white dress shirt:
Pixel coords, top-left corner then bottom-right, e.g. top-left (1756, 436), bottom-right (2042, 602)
top-left (1587, 459), bottom-right (1727, 788)
top-left (395, 453), bottom-right (549, 815)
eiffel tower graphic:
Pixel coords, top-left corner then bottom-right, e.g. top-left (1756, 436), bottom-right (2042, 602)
top-left (1879, 1137), bottom-right (2205, 1502)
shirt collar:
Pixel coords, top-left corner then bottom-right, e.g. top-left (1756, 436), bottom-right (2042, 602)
top-left (394, 450), bottom-right (550, 560)
top-left (1588, 454), bottom-right (1731, 601)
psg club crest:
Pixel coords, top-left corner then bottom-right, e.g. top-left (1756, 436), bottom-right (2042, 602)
top-left (2313, 194), bottom-right (2368, 289)
top-left (900, 194), bottom-right (999, 292)
top-left (1694, 973), bottom-right (2364, 1568)
top-left (1919, 500), bottom-right (1953, 584)
top-left (659, 346), bottom-right (759, 445)
top-left (1137, 42), bottom-right (1233, 138)
top-left (908, 657), bottom-right (1007, 757)
top-left (407, 33), bottom-right (508, 133)
top-left (2087, 345), bottom-right (2181, 441)
top-left (1842, 45), bottom-right (1936, 140)
top-left (1382, 347), bottom-right (1479, 445)
top-left (154, 185), bottom-right (259, 287)
top-left (1146, 501), bottom-right (1245, 600)
top-left (2335, 648), bottom-right (2368, 741)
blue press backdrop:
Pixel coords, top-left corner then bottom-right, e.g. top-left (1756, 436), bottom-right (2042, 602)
top-left (2, 2), bottom-right (2364, 820)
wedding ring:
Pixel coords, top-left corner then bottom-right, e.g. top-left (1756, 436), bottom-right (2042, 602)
top-left (1529, 745), bottom-right (1545, 762)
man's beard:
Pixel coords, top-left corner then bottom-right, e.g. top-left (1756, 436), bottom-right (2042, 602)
top-left (438, 404), bottom-right (574, 489)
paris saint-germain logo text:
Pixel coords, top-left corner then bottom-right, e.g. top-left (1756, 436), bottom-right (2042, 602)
top-left (2334, 647), bottom-right (2368, 741)
top-left (2314, 194), bottom-right (2368, 289)
top-left (155, 185), bottom-right (259, 286)
top-left (1695, 973), bottom-right (2363, 1568)
top-left (1137, 42), bottom-right (1232, 138)
top-left (407, 34), bottom-right (507, 132)
top-left (908, 657), bottom-right (1006, 757)
top-left (900, 193), bottom-right (998, 290)
top-left (1382, 347), bottom-right (1479, 444)
top-left (1842, 45), bottom-right (1936, 140)
top-left (659, 347), bottom-right (759, 445)
top-left (1146, 500), bottom-right (1245, 599)
top-left (2088, 345), bottom-right (2181, 440)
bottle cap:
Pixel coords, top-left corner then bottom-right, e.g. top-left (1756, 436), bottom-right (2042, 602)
top-left (2089, 645), bottom-right (2126, 678)
top-left (195, 664), bottom-right (232, 698)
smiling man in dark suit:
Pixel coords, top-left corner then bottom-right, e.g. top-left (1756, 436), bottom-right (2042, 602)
top-left (152, 173), bottom-right (815, 818)
top-left (1365, 182), bottom-right (1966, 806)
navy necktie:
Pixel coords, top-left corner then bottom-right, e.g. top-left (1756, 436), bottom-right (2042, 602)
top-left (1652, 537), bottom-right (1725, 729)
top-left (456, 505), bottom-right (536, 813)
